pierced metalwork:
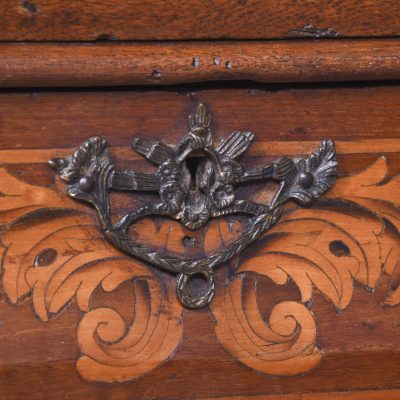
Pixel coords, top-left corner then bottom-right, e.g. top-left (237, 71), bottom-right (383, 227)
top-left (49, 102), bottom-right (337, 308)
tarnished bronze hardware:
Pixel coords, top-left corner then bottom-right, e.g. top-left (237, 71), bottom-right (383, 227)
top-left (49, 103), bottom-right (337, 308)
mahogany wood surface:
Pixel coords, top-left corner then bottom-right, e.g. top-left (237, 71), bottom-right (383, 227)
top-left (1, 0), bottom-right (400, 41)
top-left (1, 86), bottom-right (400, 399)
top-left (2, 86), bottom-right (400, 151)
top-left (1, 40), bottom-right (400, 87)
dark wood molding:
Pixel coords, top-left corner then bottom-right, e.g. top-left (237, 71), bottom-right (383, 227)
top-left (2, 0), bottom-right (400, 41)
top-left (1, 39), bottom-right (400, 87)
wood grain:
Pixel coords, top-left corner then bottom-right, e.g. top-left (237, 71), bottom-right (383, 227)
top-left (2, 87), bottom-right (400, 151)
top-left (204, 391), bottom-right (400, 400)
top-left (0, 168), bottom-right (184, 383)
top-left (3, 141), bottom-right (400, 393)
top-left (1, 0), bottom-right (400, 41)
top-left (2, 142), bottom-right (400, 397)
top-left (2, 88), bottom-right (400, 398)
top-left (1, 40), bottom-right (400, 86)
top-left (212, 157), bottom-right (400, 376)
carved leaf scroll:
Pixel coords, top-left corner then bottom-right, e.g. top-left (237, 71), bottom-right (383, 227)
top-left (2, 157), bottom-right (400, 381)
top-left (211, 157), bottom-right (400, 376)
top-left (0, 167), bottom-right (183, 382)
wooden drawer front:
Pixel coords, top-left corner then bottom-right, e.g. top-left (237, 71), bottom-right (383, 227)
top-left (1, 86), bottom-right (400, 399)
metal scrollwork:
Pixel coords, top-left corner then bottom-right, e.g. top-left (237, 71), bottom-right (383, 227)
top-left (49, 102), bottom-right (338, 308)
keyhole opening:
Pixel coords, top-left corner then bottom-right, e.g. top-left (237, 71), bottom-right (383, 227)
top-left (185, 151), bottom-right (212, 188)
top-left (186, 156), bottom-right (203, 181)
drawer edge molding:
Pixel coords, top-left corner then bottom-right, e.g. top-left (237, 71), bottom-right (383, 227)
top-left (1, 39), bottom-right (400, 87)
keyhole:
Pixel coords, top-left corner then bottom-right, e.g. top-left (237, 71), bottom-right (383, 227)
top-left (186, 156), bottom-right (203, 182)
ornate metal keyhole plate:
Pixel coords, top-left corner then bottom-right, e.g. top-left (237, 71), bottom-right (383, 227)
top-left (49, 103), bottom-right (337, 308)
